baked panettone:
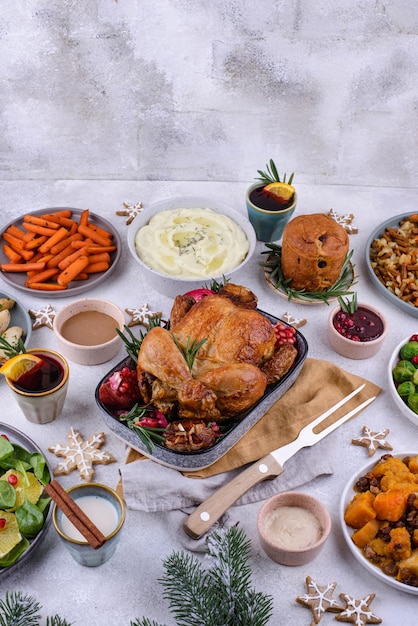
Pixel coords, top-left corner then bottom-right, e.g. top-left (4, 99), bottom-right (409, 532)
top-left (281, 214), bottom-right (349, 292)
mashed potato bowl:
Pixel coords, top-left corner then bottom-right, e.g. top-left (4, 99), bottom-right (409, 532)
top-left (127, 196), bottom-right (256, 298)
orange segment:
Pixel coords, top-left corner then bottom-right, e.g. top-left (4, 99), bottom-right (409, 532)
top-left (0, 353), bottom-right (43, 381)
top-left (263, 182), bottom-right (295, 204)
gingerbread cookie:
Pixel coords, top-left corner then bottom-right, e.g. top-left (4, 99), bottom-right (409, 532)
top-left (48, 428), bottom-right (116, 482)
top-left (328, 208), bottom-right (358, 234)
top-left (29, 303), bottom-right (56, 330)
top-left (125, 303), bottom-right (162, 327)
top-left (282, 311), bottom-right (307, 328)
top-left (295, 576), bottom-right (343, 624)
top-left (335, 593), bottom-right (381, 625)
top-left (116, 201), bottom-right (144, 225)
top-left (352, 425), bottom-right (393, 457)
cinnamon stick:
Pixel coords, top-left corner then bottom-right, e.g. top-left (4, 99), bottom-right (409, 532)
top-left (45, 480), bottom-right (107, 550)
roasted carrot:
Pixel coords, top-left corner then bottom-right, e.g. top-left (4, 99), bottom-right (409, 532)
top-left (70, 239), bottom-right (93, 249)
top-left (2, 244), bottom-right (22, 264)
top-left (26, 268), bottom-right (59, 286)
top-left (86, 252), bottom-right (110, 265)
top-left (28, 282), bottom-right (68, 291)
top-left (38, 226), bottom-right (68, 254)
top-left (79, 209), bottom-right (90, 227)
top-left (50, 232), bottom-right (83, 255)
top-left (22, 222), bottom-right (58, 237)
top-left (85, 261), bottom-right (110, 274)
top-left (78, 224), bottom-right (112, 247)
top-left (23, 215), bottom-right (60, 230)
top-left (3, 232), bottom-right (27, 251)
top-left (25, 235), bottom-right (48, 250)
top-left (85, 221), bottom-right (113, 240)
top-left (58, 247), bottom-right (88, 271)
top-left (85, 244), bottom-right (116, 254)
top-left (1, 261), bottom-right (46, 273)
top-left (5, 224), bottom-right (26, 240)
top-left (57, 255), bottom-right (90, 285)
top-left (43, 213), bottom-right (78, 229)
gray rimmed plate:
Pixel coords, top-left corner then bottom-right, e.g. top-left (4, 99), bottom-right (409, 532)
top-left (0, 208), bottom-right (121, 298)
top-left (0, 423), bottom-right (52, 577)
top-left (366, 212), bottom-right (418, 318)
top-left (95, 310), bottom-right (308, 471)
top-left (0, 289), bottom-right (32, 349)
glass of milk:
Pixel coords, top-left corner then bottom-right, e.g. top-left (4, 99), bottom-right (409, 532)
top-left (52, 483), bottom-right (126, 567)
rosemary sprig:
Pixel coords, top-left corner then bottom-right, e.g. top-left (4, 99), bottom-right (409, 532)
top-left (171, 335), bottom-right (207, 371)
top-left (118, 403), bottom-right (166, 454)
top-left (256, 158), bottom-right (294, 185)
top-left (205, 276), bottom-right (229, 292)
top-left (261, 245), bottom-right (356, 303)
top-left (338, 292), bottom-right (358, 314)
top-left (0, 336), bottom-right (26, 359)
top-left (116, 316), bottom-right (163, 364)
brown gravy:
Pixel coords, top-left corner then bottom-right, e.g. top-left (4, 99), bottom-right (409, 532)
top-left (61, 311), bottom-right (119, 346)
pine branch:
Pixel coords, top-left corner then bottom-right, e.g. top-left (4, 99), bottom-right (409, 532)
top-left (0, 592), bottom-right (40, 626)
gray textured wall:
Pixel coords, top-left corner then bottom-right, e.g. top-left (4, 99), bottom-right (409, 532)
top-left (1, 0), bottom-right (416, 186)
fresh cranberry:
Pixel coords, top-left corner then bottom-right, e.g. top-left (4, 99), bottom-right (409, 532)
top-left (412, 355), bottom-right (418, 365)
top-left (8, 474), bottom-right (18, 486)
top-left (272, 322), bottom-right (297, 347)
top-left (0, 518), bottom-right (6, 529)
top-left (410, 334), bottom-right (418, 342)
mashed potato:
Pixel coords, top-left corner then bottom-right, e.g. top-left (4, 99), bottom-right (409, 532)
top-left (134, 207), bottom-right (249, 278)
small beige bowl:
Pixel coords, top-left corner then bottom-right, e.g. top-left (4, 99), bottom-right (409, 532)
top-left (53, 298), bottom-right (126, 365)
top-left (257, 491), bottom-right (331, 566)
top-left (327, 302), bottom-right (388, 360)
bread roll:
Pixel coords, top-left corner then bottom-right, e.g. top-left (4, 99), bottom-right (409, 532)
top-left (281, 214), bottom-right (349, 291)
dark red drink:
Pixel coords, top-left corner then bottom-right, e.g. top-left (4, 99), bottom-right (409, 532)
top-left (14, 353), bottom-right (64, 393)
top-left (249, 185), bottom-right (293, 212)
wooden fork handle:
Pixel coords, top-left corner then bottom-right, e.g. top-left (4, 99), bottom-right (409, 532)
top-left (183, 453), bottom-right (284, 539)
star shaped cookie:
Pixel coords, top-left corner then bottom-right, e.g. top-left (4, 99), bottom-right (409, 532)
top-left (116, 201), bottom-right (144, 225)
top-left (335, 593), bottom-right (381, 625)
top-left (125, 303), bottom-right (162, 327)
top-left (296, 576), bottom-right (344, 624)
top-left (29, 303), bottom-right (56, 330)
top-left (48, 428), bottom-right (116, 482)
top-left (352, 425), bottom-right (393, 457)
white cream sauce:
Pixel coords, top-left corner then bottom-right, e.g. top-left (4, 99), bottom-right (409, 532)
top-left (262, 505), bottom-right (322, 550)
top-left (134, 207), bottom-right (249, 278)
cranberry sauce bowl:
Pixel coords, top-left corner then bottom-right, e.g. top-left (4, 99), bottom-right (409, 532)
top-left (328, 301), bottom-right (387, 360)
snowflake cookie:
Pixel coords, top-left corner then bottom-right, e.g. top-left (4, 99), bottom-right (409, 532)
top-left (295, 576), bottom-right (344, 624)
top-left (125, 303), bottom-right (162, 327)
top-left (335, 593), bottom-right (382, 625)
top-left (116, 201), bottom-right (144, 225)
top-left (28, 303), bottom-right (56, 330)
top-left (48, 428), bottom-right (116, 482)
top-left (352, 425), bottom-right (393, 457)
top-left (328, 209), bottom-right (358, 234)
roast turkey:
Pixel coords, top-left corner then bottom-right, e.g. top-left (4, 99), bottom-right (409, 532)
top-left (137, 285), bottom-right (297, 422)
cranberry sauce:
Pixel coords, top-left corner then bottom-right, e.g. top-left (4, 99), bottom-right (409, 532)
top-left (249, 185), bottom-right (293, 212)
top-left (14, 353), bottom-right (64, 393)
top-left (333, 306), bottom-right (384, 343)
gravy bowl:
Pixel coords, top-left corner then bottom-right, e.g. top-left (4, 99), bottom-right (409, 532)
top-left (53, 298), bottom-right (126, 365)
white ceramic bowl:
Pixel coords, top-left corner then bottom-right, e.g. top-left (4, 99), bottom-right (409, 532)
top-left (257, 491), bottom-right (331, 566)
top-left (53, 298), bottom-right (126, 365)
top-left (327, 302), bottom-right (388, 360)
top-left (388, 335), bottom-right (418, 428)
top-left (340, 452), bottom-right (418, 595)
top-left (127, 196), bottom-right (256, 298)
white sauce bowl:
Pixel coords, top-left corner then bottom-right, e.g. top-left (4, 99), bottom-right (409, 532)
top-left (127, 196), bottom-right (256, 298)
top-left (53, 298), bottom-right (126, 365)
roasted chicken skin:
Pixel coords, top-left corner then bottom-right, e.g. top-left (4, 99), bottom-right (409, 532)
top-left (136, 286), bottom-right (297, 422)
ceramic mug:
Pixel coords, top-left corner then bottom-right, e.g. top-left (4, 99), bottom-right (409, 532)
top-left (5, 348), bottom-right (69, 424)
top-left (246, 182), bottom-right (297, 242)
top-left (53, 483), bottom-right (126, 567)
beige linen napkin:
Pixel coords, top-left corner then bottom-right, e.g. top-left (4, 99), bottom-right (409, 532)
top-left (119, 358), bottom-right (380, 506)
